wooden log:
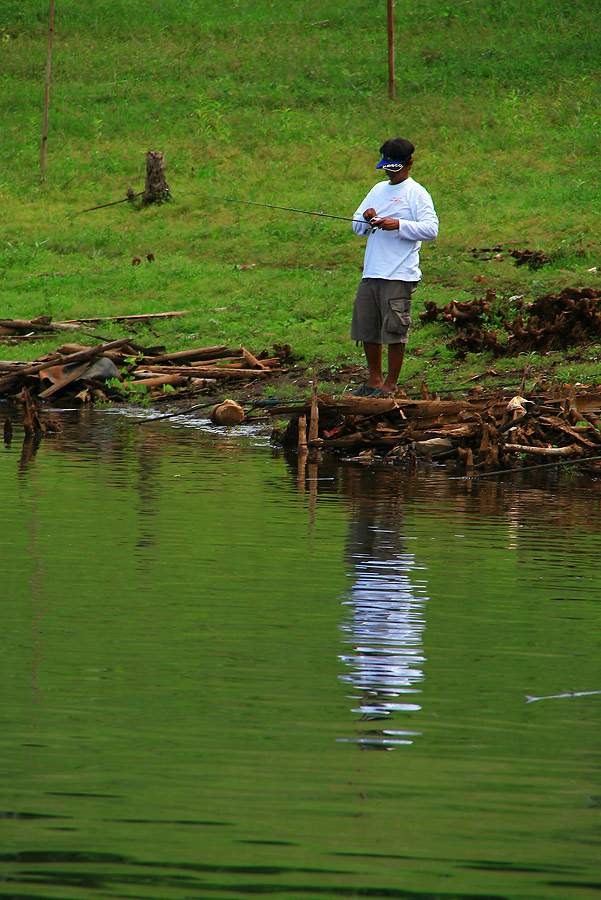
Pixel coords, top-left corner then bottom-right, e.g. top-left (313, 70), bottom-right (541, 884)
top-left (240, 345), bottom-right (268, 370)
top-left (140, 357), bottom-right (282, 370)
top-left (502, 442), bottom-right (582, 457)
top-left (538, 416), bottom-right (599, 448)
top-left (136, 364), bottom-right (246, 375)
top-left (164, 365), bottom-right (279, 379)
top-left (244, 357), bottom-right (281, 369)
top-left (171, 356), bottom-right (281, 369)
top-left (574, 390), bottom-right (601, 414)
top-left (190, 360), bottom-right (265, 370)
top-left (129, 374), bottom-right (184, 389)
top-left (141, 345), bottom-right (229, 364)
top-left (59, 311), bottom-right (189, 325)
top-left (321, 431), bottom-right (365, 448)
top-left (56, 343), bottom-right (91, 355)
top-left (322, 396), bottom-right (403, 416)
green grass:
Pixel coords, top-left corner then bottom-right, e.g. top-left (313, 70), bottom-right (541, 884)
top-left (1, 0), bottom-right (601, 388)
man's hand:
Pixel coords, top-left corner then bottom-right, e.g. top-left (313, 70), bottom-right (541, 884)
top-left (363, 207), bottom-right (377, 222)
top-left (370, 217), bottom-right (400, 231)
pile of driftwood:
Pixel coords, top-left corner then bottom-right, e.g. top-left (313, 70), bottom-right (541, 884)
top-left (271, 381), bottom-right (601, 475)
top-left (420, 287), bottom-right (601, 358)
top-left (0, 321), bottom-right (288, 405)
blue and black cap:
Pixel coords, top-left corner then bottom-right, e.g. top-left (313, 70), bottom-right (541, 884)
top-left (376, 137), bottom-right (414, 171)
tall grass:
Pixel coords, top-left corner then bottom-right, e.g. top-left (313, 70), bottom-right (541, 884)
top-left (1, 0), bottom-right (600, 375)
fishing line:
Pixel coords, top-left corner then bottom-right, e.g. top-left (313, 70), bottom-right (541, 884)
top-left (452, 452), bottom-right (601, 480)
top-left (209, 194), bottom-right (364, 225)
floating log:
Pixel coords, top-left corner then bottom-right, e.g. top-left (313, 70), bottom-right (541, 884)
top-left (0, 317), bottom-right (77, 333)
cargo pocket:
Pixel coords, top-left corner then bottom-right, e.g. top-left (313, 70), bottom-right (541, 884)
top-left (385, 297), bottom-right (412, 337)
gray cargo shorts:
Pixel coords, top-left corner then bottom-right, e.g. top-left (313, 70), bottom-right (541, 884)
top-left (350, 278), bottom-right (418, 345)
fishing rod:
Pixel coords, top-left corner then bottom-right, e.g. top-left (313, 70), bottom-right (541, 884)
top-left (72, 190), bottom-right (369, 225)
top-left (73, 190), bottom-right (144, 216)
top-left (209, 195), bottom-right (362, 225)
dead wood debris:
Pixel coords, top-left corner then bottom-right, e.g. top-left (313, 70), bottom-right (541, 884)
top-left (270, 384), bottom-right (601, 476)
top-left (0, 329), bottom-right (290, 408)
top-left (420, 287), bottom-right (601, 358)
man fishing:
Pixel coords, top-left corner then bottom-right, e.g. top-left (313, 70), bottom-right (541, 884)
top-left (351, 138), bottom-right (439, 397)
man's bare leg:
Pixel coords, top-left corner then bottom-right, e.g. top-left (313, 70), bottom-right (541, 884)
top-left (363, 342), bottom-right (384, 388)
top-left (382, 342), bottom-right (405, 394)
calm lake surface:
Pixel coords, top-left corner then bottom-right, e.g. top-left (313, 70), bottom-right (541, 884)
top-left (2, 406), bottom-right (600, 900)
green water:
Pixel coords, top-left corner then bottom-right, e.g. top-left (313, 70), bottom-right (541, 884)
top-left (2, 407), bottom-right (600, 900)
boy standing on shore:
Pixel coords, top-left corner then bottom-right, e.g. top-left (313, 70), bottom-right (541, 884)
top-left (351, 138), bottom-right (439, 397)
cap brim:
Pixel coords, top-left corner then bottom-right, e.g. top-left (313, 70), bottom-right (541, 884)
top-left (376, 157), bottom-right (406, 170)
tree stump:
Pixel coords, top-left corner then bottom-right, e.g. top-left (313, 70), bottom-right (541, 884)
top-left (142, 149), bottom-right (170, 205)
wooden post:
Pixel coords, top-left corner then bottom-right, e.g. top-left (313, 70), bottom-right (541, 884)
top-left (465, 446), bottom-right (474, 475)
top-left (308, 371), bottom-right (319, 444)
top-left (297, 414), bottom-right (308, 491)
top-left (298, 414), bottom-right (308, 452)
top-left (387, 0), bottom-right (395, 101)
top-left (40, 0), bottom-right (56, 180)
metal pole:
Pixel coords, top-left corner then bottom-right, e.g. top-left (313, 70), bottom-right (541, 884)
top-left (41, 0), bottom-right (55, 180)
top-left (387, 0), bottom-right (395, 100)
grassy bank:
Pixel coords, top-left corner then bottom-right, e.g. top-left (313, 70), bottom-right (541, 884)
top-left (2, 0), bottom-right (600, 391)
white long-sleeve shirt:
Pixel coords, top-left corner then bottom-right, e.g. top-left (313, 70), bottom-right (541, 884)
top-left (352, 177), bottom-right (439, 281)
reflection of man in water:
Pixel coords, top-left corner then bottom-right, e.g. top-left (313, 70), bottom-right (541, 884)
top-left (339, 490), bottom-right (428, 749)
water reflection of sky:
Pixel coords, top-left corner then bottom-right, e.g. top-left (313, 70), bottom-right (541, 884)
top-left (339, 516), bottom-right (428, 750)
